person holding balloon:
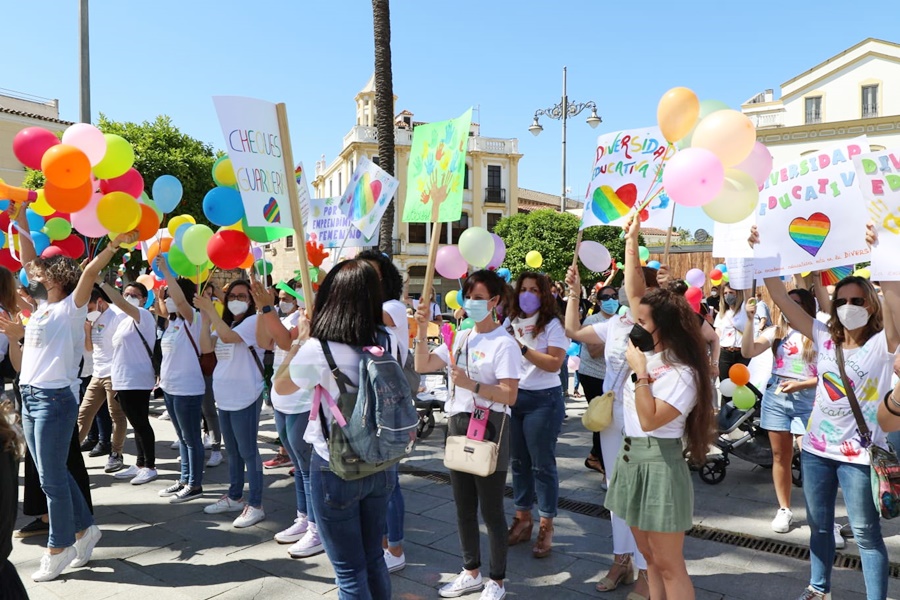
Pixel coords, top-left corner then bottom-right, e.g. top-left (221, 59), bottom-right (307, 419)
top-left (198, 283), bottom-right (223, 467)
top-left (713, 283), bottom-right (749, 408)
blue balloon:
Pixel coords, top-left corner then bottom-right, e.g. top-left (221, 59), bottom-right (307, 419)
top-left (647, 260), bottom-right (661, 270)
top-left (173, 222), bottom-right (192, 249)
top-left (202, 186), bottom-right (244, 227)
top-left (0, 200), bottom-right (8, 212)
top-left (715, 263), bottom-right (727, 273)
top-left (26, 209), bottom-right (44, 233)
top-left (31, 231), bottom-right (49, 255)
top-left (457, 290), bottom-right (464, 307)
top-left (152, 253), bottom-right (172, 279)
top-left (0, 231), bottom-right (6, 249)
top-left (566, 341), bottom-right (581, 356)
top-left (145, 289), bottom-right (155, 310)
top-left (18, 269), bottom-right (28, 287)
top-left (497, 267), bottom-right (511, 283)
top-left (152, 175), bottom-right (184, 213)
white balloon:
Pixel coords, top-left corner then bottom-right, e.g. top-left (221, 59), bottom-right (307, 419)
top-left (719, 378), bottom-right (737, 397)
top-left (578, 241), bottom-right (611, 273)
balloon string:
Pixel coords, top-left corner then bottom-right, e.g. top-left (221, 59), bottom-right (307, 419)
top-left (7, 224), bottom-right (19, 264)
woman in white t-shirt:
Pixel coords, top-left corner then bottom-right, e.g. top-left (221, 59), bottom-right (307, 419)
top-left (741, 288), bottom-right (818, 535)
top-left (195, 279), bottom-right (267, 529)
top-left (0, 222), bottom-right (136, 582)
top-left (506, 272), bottom-right (567, 559)
top-left (714, 283), bottom-right (749, 406)
top-left (414, 269), bottom-right (520, 600)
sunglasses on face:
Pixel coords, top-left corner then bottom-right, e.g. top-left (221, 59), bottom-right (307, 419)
top-left (598, 294), bottom-right (616, 301)
top-left (833, 297), bottom-right (866, 308)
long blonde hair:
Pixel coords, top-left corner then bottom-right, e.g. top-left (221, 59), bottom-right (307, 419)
top-left (775, 288), bottom-right (817, 364)
top-left (0, 400), bottom-right (24, 460)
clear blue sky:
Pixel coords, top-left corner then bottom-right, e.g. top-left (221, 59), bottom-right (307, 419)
top-left (3, 1), bottom-right (894, 234)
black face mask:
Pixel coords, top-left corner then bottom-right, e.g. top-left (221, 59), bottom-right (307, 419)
top-left (628, 324), bottom-right (656, 352)
top-left (27, 280), bottom-right (48, 301)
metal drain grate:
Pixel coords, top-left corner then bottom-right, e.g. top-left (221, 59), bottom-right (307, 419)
top-left (405, 467), bottom-right (898, 578)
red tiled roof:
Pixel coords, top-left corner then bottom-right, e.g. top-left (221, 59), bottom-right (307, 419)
top-left (0, 106), bottom-right (73, 126)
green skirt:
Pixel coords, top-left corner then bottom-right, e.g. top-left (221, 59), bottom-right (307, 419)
top-left (604, 436), bottom-right (693, 533)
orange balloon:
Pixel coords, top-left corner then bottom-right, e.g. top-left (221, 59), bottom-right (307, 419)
top-left (728, 363), bottom-right (751, 387)
top-left (238, 252), bottom-right (254, 269)
top-left (146, 240), bottom-right (160, 264)
top-left (135, 204), bottom-right (161, 241)
top-left (41, 144), bottom-right (92, 189)
top-left (657, 87), bottom-right (700, 144)
top-left (44, 178), bottom-right (93, 213)
top-left (159, 237), bottom-right (173, 253)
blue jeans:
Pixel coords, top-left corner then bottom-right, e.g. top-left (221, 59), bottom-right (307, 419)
top-left (510, 386), bottom-right (565, 518)
top-left (21, 385), bottom-right (94, 548)
top-left (384, 468), bottom-right (404, 547)
top-left (164, 392), bottom-right (204, 488)
top-left (219, 394), bottom-right (264, 508)
top-left (310, 453), bottom-right (394, 600)
top-left (802, 451), bottom-right (888, 598)
top-left (275, 409), bottom-right (313, 522)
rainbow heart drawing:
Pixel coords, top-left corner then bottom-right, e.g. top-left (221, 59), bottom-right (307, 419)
top-left (821, 265), bottom-right (853, 286)
top-left (348, 172), bottom-right (377, 220)
top-left (788, 212), bottom-right (830, 257)
top-left (590, 183), bottom-right (637, 224)
top-left (822, 371), bottom-right (846, 401)
top-left (263, 197), bottom-right (281, 224)
top-left (294, 165), bottom-right (304, 185)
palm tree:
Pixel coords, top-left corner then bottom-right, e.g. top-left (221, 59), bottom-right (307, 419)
top-left (372, 0), bottom-right (396, 256)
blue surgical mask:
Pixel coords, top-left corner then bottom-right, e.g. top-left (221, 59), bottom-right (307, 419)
top-left (600, 298), bottom-right (619, 315)
top-left (463, 299), bottom-right (491, 323)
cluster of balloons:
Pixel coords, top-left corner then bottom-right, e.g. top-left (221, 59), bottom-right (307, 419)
top-left (709, 263), bottom-right (730, 287)
top-left (0, 201), bottom-right (85, 270)
top-left (657, 88), bottom-right (773, 224)
top-left (435, 227), bottom-right (506, 279)
top-left (720, 363), bottom-right (756, 410)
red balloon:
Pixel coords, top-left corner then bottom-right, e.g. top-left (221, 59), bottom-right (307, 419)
top-left (709, 269), bottom-right (722, 280)
top-left (99, 168), bottom-right (144, 198)
top-left (207, 230), bottom-right (250, 270)
top-left (54, 235), bottom-right (86, 260)
top-left (0, 250), bottom-right (21, 272)
top-left (0, 212), bottom-right (10, 233)
top-left (40, 246), bottom-right (65, 258)
top-left (685, 287), bottom-right (703, 303)
top-left (12, 127), bottom-right (60, 170)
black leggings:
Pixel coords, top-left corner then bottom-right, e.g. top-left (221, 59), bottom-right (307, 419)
top-left (578, 374), bottom-right (605, 468)
top-left (117, 389), bottom-right (156, 468)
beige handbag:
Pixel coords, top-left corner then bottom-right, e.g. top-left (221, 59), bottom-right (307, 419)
top-left (444, 413), bottom-right (505, 477)
top-left (582, 391), bottom-right (614, 431)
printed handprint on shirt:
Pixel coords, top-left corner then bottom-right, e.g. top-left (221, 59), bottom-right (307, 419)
top-left (824, 339), bottom-right (835, 351)
top-left (808, 431), bottom-right (827, 452)
top-left (774, 356), bottom-right (785, 370)
top-left (859, 377), bottom-right (880, 403)
top-left (819, 420), bottom-right (842, 445)
top-left (840, 440), bottom-right (862, 460)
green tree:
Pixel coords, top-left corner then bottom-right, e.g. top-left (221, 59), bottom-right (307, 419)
top-left (493, 209), bottom-right (639, 286)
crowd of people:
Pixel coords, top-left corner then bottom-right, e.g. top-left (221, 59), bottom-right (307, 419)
top-left (2, 205), bottom-right (900, 600)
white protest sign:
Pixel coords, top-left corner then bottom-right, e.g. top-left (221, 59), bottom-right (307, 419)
top-left (294, 162), bottom-right (312, 232)
top-left (339, 156), bottom-right (399, 241)
top-left (713, 215), bottom-right (755, 259)
top-left (724, 257), bottom-right (755, 290)
top-left (853, 149), bottom-right (900, 280)
top-left (753, 137), bottom-right (869, 279)
top-left (307, 196), bottom-right (378, 249)
top-left (582, 126), bottom-right (676, 230)
top-left (212, 96), bottom-right (293, 229)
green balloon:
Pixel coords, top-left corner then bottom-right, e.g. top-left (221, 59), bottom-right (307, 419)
top-left (43, 217), bottom-right (72, 241)
top-left (254, 259), bottom-right (273, 276)
top-left (459, 318), bottom-right (475, 331)
top-left (168, 246), bottom-right (195, 277)
top-left (732, 385), bottom-right (756, 410)
top-left (241, 215), bottom-right (293, 243)
top-left (182, 224), bottom-right (214, 265)
top-left (638, 246), bottom-right (650, 262)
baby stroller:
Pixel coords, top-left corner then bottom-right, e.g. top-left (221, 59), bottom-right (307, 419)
top-left (694, 382), bottom-right (802, 486)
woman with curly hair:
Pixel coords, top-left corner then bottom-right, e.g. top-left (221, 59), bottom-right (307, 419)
top-left (1, 399), bottom-right (27, 598)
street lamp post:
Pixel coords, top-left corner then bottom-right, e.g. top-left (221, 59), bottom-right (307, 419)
top-left (529, 66), bottom-right (601, 212)
top-left (79, 0), bottom-right (91, 124)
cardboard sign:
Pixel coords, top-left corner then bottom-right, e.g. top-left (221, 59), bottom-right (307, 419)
top-left (340, 156), bottom-right (399, 240)
top-left (294, 161), bottom-right (312, 232)
top-left (307, 196), bottom-right (378, 249)
top-left (713, 215), bottom-right (755, 259)
top-left (853, 149), bottom-right (900, 280)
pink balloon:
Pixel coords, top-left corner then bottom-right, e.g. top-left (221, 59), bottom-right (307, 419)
top-left (685, 268), bottom-right (706, 288)
top-left (71, 191), bottom-right (108, 237)
top-left (61, 123), bottom-right (107, 166)
top-left (435, 245), bottom-right (468, 279)
top-left (735, 141), bottom-right (774, 189)
top-left (40, 246), bottom-right (65, 258)
top-left (99, 167), bottom-right (144, 198)
top-left (251, 246), bottom-right (264, 259)
top-left (662, 148), bottom-right (725, 207)
top-left (487, 234), bottom-right (506, 269)
top-left (12, 127), bottom-right (60, 170)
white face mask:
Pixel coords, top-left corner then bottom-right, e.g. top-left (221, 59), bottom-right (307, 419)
top-left (164, 298), bottom-right (178, 313)
top-left (86, 310), bottom-right (101, 323)
top-left (279, 301), bottom-right (295, 314)
top-left (837, 304), bottom-right (869, 331)
top-left (125, 296), bottom-right (142, 308)
top-left (228, 300), bottom-right (249, 316)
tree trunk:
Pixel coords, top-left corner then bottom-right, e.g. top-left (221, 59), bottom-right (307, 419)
top-left (373, 0), bottom-right (396, 257)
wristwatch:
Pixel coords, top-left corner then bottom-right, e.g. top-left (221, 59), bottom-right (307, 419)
top-left (261, 305), bottom-right (274, 314)
top-left (520, 345), bottom-right (528, 356)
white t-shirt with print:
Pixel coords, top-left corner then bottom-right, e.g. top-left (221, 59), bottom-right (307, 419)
top-left (212, 314), bottom-right (264, 411)
top-left (592, 308), bottom-right (635, 401)
top-left (715, 306), bottom-right (744, 348)
top-left (431, 327), bottom-right (521, 416)
top-left (91, 306), bottom-right (123, 378)
top-left (623, 351), bottom-right (698, 438)
top-left (110, 308), bottom-right (157, 391)
top-left (803, 320), bottom-right (894, 464)
top-left (159, 311), bottom-right (204, 396)
top-left (80, 347), bottom-right (93, 379)
top-left (271, 311), bottom-right (310, 414)
top-left (761, 327), bottom-right (817, 380)
top-left (578, 312), bottom-right (611, 380)
top-left (20, 295), bottom-right (88, 389)
top-left (511, 315), bottom-right (568, 390)
top-left (383, 299), bottom-right (410, 359)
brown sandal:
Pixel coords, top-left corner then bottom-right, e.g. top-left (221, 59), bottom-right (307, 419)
top-left (584, 456), bottom-right (605, 475)
top-left (532, 523), bottom-right (554, 558)
top-left (625, 569), bottom-right (649, 600)
top-left (596, 554), bottom-right (634, 592)
top-left (507, 516), bottom-right (533, 546)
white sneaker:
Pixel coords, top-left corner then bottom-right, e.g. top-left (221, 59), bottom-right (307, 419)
top-left (170, 440), bottom-right (180, 450)
top-left (274, 513), bottom-right (309, 543)
top-left (288, 524), bottom-right (324, 558)
top-left (772, 507), bottom-right (793, 533)
top-left (795, 585), bottom-right (831, 600)
top-left (834, 523), bottom-right (845, 549)
top-left (479, 580), bottom-right (506, 600)
top-left (32, 547), bottom-right (76, 582)
top-left (233, 505), bottom-right (266, 528)
top-left (203, 433), bottom-right (212, 449)
top-left (158, 410), bottom-right (170, 421)
top-left (113, 465), bottom-right (140, 479)
top-left (159, 482), bottom-right (185, 498)
top-left (204, 495), bottom-right (245, 514)
top-left (440, 571), bottom-right (484, 598)
top-left (384, 548), bottom-right (406, 573)
top-left (206, 451), bottom-right (223, 467)
top-left (70, 524), bottom-right (101, 568)
top-left (131, 468), bottom-right (158, 485)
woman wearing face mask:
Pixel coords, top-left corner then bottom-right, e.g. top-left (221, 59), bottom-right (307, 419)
top-left (506, 272), bottom-right (567, 559)
top-left (741, 288), bottom-right (818, 534)
top-left (564, 272), bottom-right (650, 598)
top-left (96, 280), bottom-right (159, 486)
top-left (199, 283), bottom-right (223, 467)
top-left (713, 283), bottom-right (748, 407)
top-left (415, 269), bottom-right (520, 600)
top-left (195, 280), bottom-right (267, 528)
top-left (154, 258), bottom-right (205, 504)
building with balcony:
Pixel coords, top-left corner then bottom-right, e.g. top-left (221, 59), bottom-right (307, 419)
top-left (0, 90), bottom-right (71, 186)
top-left (742, 38), bottom-right (900, 165)
top-left (267, 75), bottom-right (523, 307)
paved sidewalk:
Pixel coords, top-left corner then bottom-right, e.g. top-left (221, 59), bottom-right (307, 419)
top-left (10, 396), bottom-right (900, 599)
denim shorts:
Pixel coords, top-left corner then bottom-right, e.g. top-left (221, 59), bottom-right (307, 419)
top-left (760, 375), bottom-right (815, 435)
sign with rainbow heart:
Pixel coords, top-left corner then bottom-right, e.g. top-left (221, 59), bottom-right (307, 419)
top-left (853, 148), bottom-right (900, 281)
top-left (582, 126), bottom-right (676, 231)
top-left (294, 161), bottom-right (312, 232)
top-left (307, 195), bottom-right (378, 250)
top-left (212, 96), bottom-right (294, 229)
top-left (339, 156), bottom-right (399, 240)
top-left (753, 136), bottom-right (870, 278)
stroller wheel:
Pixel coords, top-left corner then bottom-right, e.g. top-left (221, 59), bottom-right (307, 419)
top-left (698, 459), bottom-right (727, 485)
top-left (416, 409), bottom-right (435, 440)
top-left (791, 452), bottom-right (803, 487)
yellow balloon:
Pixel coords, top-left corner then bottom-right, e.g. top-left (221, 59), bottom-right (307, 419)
top-left (213, 157), bottom-right (237, 187)
top-left (167, 214), bottom-right (196, 236)
top-left (701, 169), bottom-right (758, 224)
top-left (657, 87), bottom-right (700, 144)
top-left (188, 267), bottom-right (210, 284)
top-left (31, 189), bottom-right (55, 216)
top-left (692, 110), bottom-right (757, 167)
top-left (800, 271), bottom-right (811, 278)
top-left (525, 250), bottom-right (543, 269)
top-left (97, 191), bottom-right (141, 233)
top-left (446, 291), bottom-right (460, 310)
top-left (220, 221), bottom-right (243, 232)
top-left (854, 268), bottom-right (871, 279)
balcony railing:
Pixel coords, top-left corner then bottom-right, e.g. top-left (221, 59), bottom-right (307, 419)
top-left (469, 137), bottom-right (518, 154)
top-left (863, 105), bottom-right (879, 119)
top-left (342, 126), bottom-right (414, 149)
top-left (484, 187), bottom-right (506, 204)
top-left (747, 111), bottom-right (785, 129)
